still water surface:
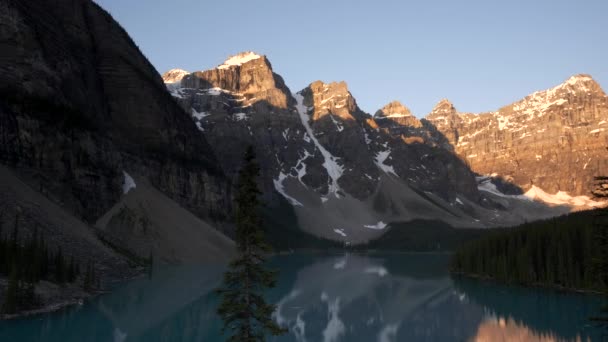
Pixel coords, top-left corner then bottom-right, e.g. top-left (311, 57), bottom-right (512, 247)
top-left (0, 253), bottom-right (606, 341)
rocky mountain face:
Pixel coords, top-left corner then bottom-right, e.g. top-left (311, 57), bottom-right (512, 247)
top-left (426, 75), bottom-right (608, 197)
top-left (375, 101), bottom-right (420, 129)
top-left (3, 0), bottom-right (605, 262)
top-left (0, 0), bottom-right (234, 272)
top-left (163, 52), bottom-right (573, 243)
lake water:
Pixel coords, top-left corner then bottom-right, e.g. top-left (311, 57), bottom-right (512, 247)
top-left (0, 253), bottom-right (606, 342)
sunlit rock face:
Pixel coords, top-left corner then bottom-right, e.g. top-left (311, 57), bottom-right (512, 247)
top-left (374, 101), bottom-right (422, 131)
top-left (426, 75), bottom-right (608, 196)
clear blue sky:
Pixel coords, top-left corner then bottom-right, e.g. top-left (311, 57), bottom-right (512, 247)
top-left (95, 0), bottom-right (607, 117)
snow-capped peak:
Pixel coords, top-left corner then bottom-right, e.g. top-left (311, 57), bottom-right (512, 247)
top-left (162, 69), bottom-right (189, 84)
top-left (217, 52), bottom-right (262, 70)
top-left (509, 74), bottom-right (599, 117)
top-left (564, 74), bottom-right (594, 86)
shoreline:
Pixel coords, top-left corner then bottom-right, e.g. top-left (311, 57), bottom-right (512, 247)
top-left (450, 271), bottom-right (608, 296)
top-left (0, 270), bottom-right (147, 321)
top-left (2, 298), bottom-right (87, 321)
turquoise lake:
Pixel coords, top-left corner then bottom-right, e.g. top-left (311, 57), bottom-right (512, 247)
top-left (0, 253), bottom-right (606, 341)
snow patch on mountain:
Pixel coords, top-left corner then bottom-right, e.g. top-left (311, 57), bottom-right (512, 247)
top-left (375, 113), bottom-right (411, 119)
top-left (191, 108), bottom-right (209, 131)
top-left (477, 176), bottom-right (604, 208)
top-left (477, 177), bottom-right (528, 200)
top-left (363, 132), bottom-right (371, 145)
top-left (122, 171), bottom-right (136, 194)
top-left (329, 114), bottom-right (344, 132)
top-left (293, 150), bottom-right (312, 184)
top-left (191, 108), bottom-right (209, 121)
top-left (374, 145), bottom-right (397, 176)
top-left (233, 113), bottom-right (247, 121)
top-left (524, 185), bottom-right (603, 208)
top-left (364, 221), bottom-right (387, 230)
top-left (218, 52), bottom-right (261, 69)
top-left (333, 228), bottom-right (347, 237)
top-left (273, 172), bottom-right (303, 206)
top-left (294, 92), bottom-right (344, 197)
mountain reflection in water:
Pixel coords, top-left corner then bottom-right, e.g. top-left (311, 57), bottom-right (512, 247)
top-left (0, 253), bottom-right (604, 342)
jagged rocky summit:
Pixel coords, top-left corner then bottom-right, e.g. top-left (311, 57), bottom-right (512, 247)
top-left (162, 52), bottom-right (605, 243)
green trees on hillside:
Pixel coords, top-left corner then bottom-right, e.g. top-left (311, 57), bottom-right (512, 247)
top-left (451, 210), bottom-right (608, 292)
top-left (216, 146), bottom-right (286, 341)
top-left (0, 213), bottom-right (81, 314)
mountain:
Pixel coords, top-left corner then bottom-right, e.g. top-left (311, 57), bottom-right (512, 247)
top-left (0, 0), bottom-right (235, 279)
top-left (8, 0), bottom-right (606, 317)
top-left (163, 53), bottom-right (576, 243)
top-left (426, 75), bottom-right (608, 199)
top-left (3, 0), bottom-right (606, 269)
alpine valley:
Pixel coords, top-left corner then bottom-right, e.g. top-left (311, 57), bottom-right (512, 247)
top-left (1, 0), bottom-right (607, 319)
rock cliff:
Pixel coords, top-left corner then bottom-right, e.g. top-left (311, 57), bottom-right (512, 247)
top-left (426, 75), bottom-right (608, 197)
top-left (0, 0), bottom-right (234, 269)
top-left (164, 53), bottom-right (572, 243)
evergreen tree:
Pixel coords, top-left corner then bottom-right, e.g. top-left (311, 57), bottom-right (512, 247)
top-left (451, 209), bottom-right (607, 291)
top-left (54, 247), bottom-right (65, 284)
top-left (67, 256), bottom-right (76, 283)
top-left (83, 261), bottom-right (93, 292)
top-left (216, 146), bottom-right (286, 341)
top-left (0, 221), bottom-right (77, 314)
top-left (2, 268), bottom-right (18, 314)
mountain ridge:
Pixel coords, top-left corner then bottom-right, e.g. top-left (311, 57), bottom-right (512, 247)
top-left (162, 51), bottom-right (600, 243)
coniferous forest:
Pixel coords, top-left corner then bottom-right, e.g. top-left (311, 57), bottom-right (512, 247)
top-left (451, 209), bottom-right (608, 293)
top-left (0, 213), bottom-right (90, 315)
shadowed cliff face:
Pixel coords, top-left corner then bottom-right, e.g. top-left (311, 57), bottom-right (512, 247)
top-left (0, 0), bottom-right (231, 224)
top-left (426, 75), bottom-right (608, 196)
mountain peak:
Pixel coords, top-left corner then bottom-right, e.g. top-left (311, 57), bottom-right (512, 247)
top-left (564, 74), bottom-right (594, 86)
top-left (162, 69), bottom-right (189, 83)
top-left (429, 99), bottom-right (457, 117)
top-left (435, 98), bottom-right (454, 107)
top-left (556, 73), bottom-right (603, 94)
top-left (309, 80), bottom-right (350, 94)
top-left (529, 73), bottom-right (602, 99)
top-left (217, 51), bottom-right (263, 70)
top-left (303, 80), bottom-right (365, 121)
top-left (374, 101), bottom-right (412, 118)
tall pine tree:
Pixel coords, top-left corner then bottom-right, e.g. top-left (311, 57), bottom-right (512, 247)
top-left (216, 146), bottom-right (286, 341)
